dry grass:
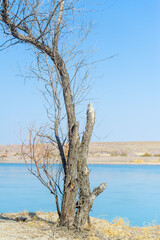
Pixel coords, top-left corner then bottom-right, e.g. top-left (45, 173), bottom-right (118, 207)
top-left (1, 153), bottom-right (7, 158)
top-left (133, 159), bottom-right (145, 163)
top-left (140, 153), bottom-right (152, 157)
top-left (0, 212), bottom-right (160, 239)
top-left (88, 217), bottom-right (160, 240)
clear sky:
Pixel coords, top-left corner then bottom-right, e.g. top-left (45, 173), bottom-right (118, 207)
top-left (0, 0), bottom-right (160, 144)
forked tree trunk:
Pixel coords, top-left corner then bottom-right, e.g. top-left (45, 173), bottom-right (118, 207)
top-left (59, 104), bottom-right (107, 230)
top-left (60, 142), bottom-right (107, 230)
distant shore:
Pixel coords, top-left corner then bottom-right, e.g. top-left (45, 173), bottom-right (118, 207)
top-left (1, 141), bottom-right (160, 165)
top-left (1, 156), bottom-right (160, 165)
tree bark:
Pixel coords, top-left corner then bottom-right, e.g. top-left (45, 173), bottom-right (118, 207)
top-left (60, 123), bottom-right (79, 227)
top-left (73, 103), bottom-right (94, 228)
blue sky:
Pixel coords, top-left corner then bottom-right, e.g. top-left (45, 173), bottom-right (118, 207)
top-left (0, 0), bottom-right (160, 144)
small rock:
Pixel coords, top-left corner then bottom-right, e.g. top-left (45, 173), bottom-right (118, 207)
top-left (15, 217), bottom-right (27, 222)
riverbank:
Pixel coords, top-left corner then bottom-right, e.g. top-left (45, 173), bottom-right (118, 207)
top-left (0, 212), bottom-right (159, 240)
top-left (1, 142), bottom-right (160, 165)
top-left (1, 157), bottom-right (160, 165)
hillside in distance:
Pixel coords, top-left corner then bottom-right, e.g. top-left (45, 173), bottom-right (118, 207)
top-left (1, 142), bottom-right (160, 164)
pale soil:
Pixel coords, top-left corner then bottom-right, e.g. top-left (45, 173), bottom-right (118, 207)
top-left (0, 212), bottom-right (160, 240)
top-left (1, 142), bottom-right (160, 164)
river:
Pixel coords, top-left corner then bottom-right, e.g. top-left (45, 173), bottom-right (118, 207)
top-left (0, 163), bottom-right (160, 226)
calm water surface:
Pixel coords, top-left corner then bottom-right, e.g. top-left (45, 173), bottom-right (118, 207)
top-left (0, 164), bottom-right (160, 226)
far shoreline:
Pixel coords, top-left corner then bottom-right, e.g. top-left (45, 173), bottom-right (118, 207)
top-left (1, 141), bottom-right (160, 165)
top-left (1, 159), bottom-right (160, 165)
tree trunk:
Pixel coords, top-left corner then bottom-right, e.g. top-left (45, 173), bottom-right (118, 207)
top-left (60, 124), bottom-right (79, 227)
top-left (74, 164), bottom-right (92, 229)
top-left (60, 169), bottom-right (78, 227)
top-left (59, 103), bottom-right (107, 230)
top-left (73, 149), bottom-right (107, 230)
top-left (74, 180), bottom-right (107, 230)
top-left (73, 103), bottom-right (95, 229)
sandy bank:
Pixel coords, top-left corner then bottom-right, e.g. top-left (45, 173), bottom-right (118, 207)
top-left (0, 212), bottom-right (159, 239)
top-left (1, 157), bottom-right (160, 165)
top-left (1, 142), bottom-right (160, 165)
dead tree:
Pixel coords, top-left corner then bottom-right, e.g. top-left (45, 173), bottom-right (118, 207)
top-left (0, 0), bottom-right (107, 230)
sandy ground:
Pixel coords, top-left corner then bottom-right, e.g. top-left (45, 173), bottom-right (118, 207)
top-left (0, 212), bottom-right (160, 240)
top-left (1, 142), bottom-right (160, 164)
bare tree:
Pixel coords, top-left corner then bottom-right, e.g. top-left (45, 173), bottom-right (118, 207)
top-left (0, 0), bottom-right (107, 230)
top-left (21, 125), bottom-right (64, 216)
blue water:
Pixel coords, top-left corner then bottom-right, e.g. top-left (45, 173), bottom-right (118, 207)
top-left (0, 164), bottom-right (160, 226)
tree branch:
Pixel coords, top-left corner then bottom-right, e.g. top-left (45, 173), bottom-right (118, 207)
top-left (90, 183), bottom-right (107, 202)
top-left (81, 103), bottom-right (95, 149)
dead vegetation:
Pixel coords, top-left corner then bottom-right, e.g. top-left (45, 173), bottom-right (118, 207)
top-left (0, 212), bottom-right (160, 240)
